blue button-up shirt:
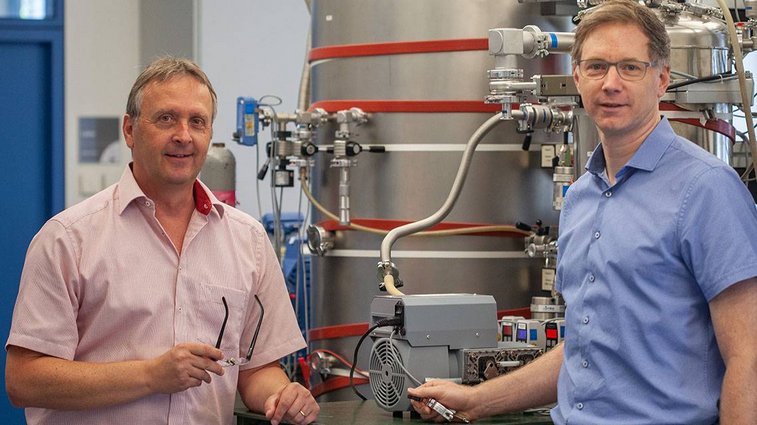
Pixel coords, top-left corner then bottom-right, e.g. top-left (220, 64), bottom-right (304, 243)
top-left (552, 118), bottom-right (757, 424)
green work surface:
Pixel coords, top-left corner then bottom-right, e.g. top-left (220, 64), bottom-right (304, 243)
top-left (235, 400), bottom-right (553, 424)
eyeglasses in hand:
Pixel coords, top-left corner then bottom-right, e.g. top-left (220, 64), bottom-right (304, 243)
top-left (215, 294), bottom-right (264, 367)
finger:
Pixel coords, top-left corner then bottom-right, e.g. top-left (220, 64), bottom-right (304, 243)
top-left (264, 392), bottom-right (280, 419)
top-left (272, 384), bottom-right (308, 424)
top-left (200, 357), bottom-right (225, 376)
top-left (410, 400), bottom-right (435, 419)
top-left (294, 408), bottom-right (315, 425)
top-left (301, 402), bottom-right (319, 424)
top-left (186, 364), bottom-right (213, 384)
top-left (186, 342), bottom-right (224, 360)
top-left (270, 393), bottom-right (293, 425)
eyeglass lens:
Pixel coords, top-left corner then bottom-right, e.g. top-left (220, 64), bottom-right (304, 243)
top-left (578, 60), bottom-right (651, 81)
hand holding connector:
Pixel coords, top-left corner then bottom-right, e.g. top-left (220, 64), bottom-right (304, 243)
top-left (408, 395), bottom-right (470, 423)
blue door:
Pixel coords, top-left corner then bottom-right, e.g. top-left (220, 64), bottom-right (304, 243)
top-left (0, 1), bottom-right (64, 422)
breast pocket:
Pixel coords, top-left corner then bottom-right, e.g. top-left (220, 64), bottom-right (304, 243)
top-left (186, 281), bottom-right (248, 354)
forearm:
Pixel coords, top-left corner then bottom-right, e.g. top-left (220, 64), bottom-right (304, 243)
top-left (238, 361), bottom-right (291, 413)
top-left (472, 344), bottom-right (562, 418)
top-left (6, 346), bottom-right (154, 410)
top-left (719, 356), bottom-right (757, 425)
top-left (710, 278), bottom-right (757, 425)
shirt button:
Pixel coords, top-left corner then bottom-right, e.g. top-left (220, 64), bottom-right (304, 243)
top-left (145, 201), bottom-right (152, 207)
top-left (576, 402), bottom-right (584, 410)
top-left (582, 360), bottom-right (589, 368)
top-left (594, 231), bottom-right (601, 239)
top-left (583, 316), bottom-right (590, 324)
top-left (588, 274), bottom-right (595, 282)
top-left (178, 307), bottom-right (183, 312)
top-left (605, 191), bottom-right (612, 197)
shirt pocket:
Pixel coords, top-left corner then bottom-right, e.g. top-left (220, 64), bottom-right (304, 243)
top-left (186, 281), bottom-right (248, 354)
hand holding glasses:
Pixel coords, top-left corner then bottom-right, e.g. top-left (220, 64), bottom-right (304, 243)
top-left (215, 294), bottom-right (264, 367)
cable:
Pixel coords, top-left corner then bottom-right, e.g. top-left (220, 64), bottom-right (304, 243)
top-left (350, 317), bottom-right (402, 400)
top-left (255, 141), bottom-right (263, 219)
top-left (388, 329), bottom-right (422, 386)
top-left (666, 72), bottom-right (735, 90)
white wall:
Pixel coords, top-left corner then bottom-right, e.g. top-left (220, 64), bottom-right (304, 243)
top-left (64, 0), bottom-right (140, 206)
top-left (198, 0), bottom-right (311, 220)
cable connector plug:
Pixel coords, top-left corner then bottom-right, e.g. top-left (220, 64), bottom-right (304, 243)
top-left (376, 317), bottom-right (402, 327)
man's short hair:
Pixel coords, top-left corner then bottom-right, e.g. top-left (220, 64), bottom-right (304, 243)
top-left (571, 0), bottom-right (671, 66)
top-left (126, 56), bottom-right (218, 121)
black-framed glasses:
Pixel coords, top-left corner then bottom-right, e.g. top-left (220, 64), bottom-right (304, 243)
top-left (575, 59), bottom-right (656, 81)
top-left (216, 294), bottom-right (264, 367)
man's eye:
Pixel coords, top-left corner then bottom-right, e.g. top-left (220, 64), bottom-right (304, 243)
top-left (158, 114), bottom-right (174, 123)
top-left (587, 62), bottom-right (605, 71)
top-left (623, 63), bottom-right (640, 71)
top-left (191, 118), bottom-right (207, 128)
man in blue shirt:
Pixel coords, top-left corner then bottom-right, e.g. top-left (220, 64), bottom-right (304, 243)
top-left (409, 1), bottom-right (757, 423)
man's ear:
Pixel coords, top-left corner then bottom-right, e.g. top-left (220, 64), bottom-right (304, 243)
top-left (123, 114), bottom-right (135, 149)
top-left (657, 64), bottom-right (670, 98)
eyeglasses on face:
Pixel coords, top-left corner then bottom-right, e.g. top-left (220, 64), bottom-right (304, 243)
top-left (575, 59), bottom-right (656, 81)
top-left (215, 294), bottom-right (265, 367)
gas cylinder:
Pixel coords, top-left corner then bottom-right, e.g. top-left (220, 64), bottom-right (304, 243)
top-left (200, 142), bottom-right (236, 207)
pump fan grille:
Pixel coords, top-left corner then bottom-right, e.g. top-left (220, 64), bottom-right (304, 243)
top-left (369, 339), bottom-right (406, 409)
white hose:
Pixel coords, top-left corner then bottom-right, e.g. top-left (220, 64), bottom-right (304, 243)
top-left (715, 0), bottom-right (757, 179)
top-left (379, 114), bottom-right (505, 294)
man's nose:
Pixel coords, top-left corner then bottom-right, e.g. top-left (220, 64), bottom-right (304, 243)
top-left (172, 120), bottom-right (192, 143)
top-left (601, 65), bottom-right (624, 89)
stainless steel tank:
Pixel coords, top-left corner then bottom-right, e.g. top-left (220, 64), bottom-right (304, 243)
top-left (307, 0), bottom-right (574, 400)
top-left (664, 12), bottom-right (731, 162)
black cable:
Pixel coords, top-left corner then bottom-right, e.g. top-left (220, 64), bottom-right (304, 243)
top-left (350, 317), bottom-right (403, 400)
top-left (667, 72), bottom-right (735, 90)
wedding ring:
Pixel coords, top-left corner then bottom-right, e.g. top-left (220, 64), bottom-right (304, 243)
top-left (299, 410), bottom-right (307, 417)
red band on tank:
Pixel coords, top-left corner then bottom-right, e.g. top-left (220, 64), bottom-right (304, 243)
top-left (660, 103), bottom-right (736, 142)
top-left (309, 38), bottom-right (488, 62)
top-left (309, 100), bottom-right (502, 113)
top-left (308, 323), bottom-right (370, 342)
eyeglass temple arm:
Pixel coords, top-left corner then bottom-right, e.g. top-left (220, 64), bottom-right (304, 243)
top-left (215, 296), bottom-right (229, 349)
top-left (245, 295), bottom-right (265, 360)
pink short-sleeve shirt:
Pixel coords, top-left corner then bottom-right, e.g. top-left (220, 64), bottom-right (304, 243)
top-left (7, 166), bottom-right (305, 424)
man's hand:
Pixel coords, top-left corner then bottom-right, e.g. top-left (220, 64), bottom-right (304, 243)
top-left (408, 380), bottom-right (479, 422)
top-left (146, 342), bottom-right (225, 394)
top-left (264, 382), bottom-right (319, 425)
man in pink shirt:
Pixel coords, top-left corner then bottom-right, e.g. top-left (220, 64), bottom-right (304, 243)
top-left (5, 57), bottom-right (319, 425)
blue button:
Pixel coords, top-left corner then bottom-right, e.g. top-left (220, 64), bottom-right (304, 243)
top-left (605, 191), bottom-right (612, 197)
top-left (576, 402), bottom-right (584, 410)
top-left (594, 231), bottom-right (601, 239)
top-left (582, 360), bottom-right (589, 368)
top-left (588, 274), bottom-right (595, 282)
top-left (583, 316), bottom-right (590, 324)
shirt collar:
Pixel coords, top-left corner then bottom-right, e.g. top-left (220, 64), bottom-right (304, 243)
top-left (586, 117), bottom-right (676, 176)
top-left (115, 164), bottom-right (227, 218)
